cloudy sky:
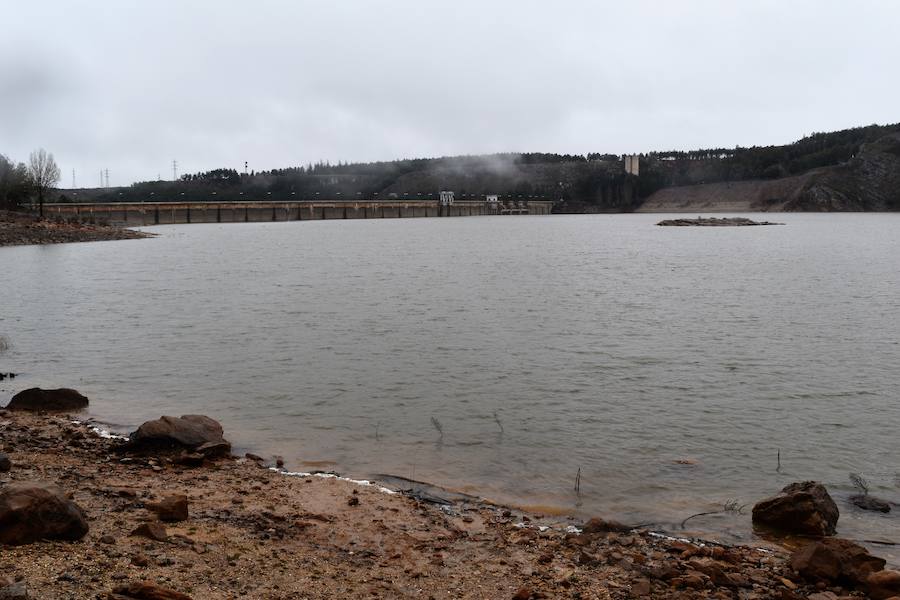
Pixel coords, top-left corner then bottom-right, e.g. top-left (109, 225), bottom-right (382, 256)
top-left (2, 0), bottom-right (898, 187)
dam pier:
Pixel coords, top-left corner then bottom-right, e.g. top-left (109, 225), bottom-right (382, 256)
top-left (43, 196), bottom-right (554, 226)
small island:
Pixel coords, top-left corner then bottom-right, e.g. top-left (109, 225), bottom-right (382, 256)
top-left (656, 216), bottom-right (784, 226)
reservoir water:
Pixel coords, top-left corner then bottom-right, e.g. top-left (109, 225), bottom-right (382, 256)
top-left (1, 213), bottom-right (898, 558)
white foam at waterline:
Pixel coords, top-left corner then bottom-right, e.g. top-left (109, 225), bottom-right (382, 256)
top-left (647, 530), bottom-right (774, 553)
top-left (273, 467), bottom-right (398, 495)
top-left (71, 419), bottom-right (128, 440)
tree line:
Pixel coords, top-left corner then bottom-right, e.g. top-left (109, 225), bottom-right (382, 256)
top-left (11, 121), bottom-right (899, 213)
top-left (0, 149), bottom-right (61, 216)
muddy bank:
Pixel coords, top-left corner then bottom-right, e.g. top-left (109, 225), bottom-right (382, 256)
top-left (0, 211), bottom-right (151, 246)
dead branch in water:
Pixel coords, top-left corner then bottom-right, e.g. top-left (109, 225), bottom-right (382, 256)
top-left (574, 467), bottom-right (581, 495)
top-left (776, 449), bottom-right (781, 473)
top-left (430, 417), bottom-right (444, 439)
top-left (493, 411), bottom-right (504, 433)
top-left (680, 499), bottom-right (746, 529)
top-left (850, 472), bottom-right (869, 495)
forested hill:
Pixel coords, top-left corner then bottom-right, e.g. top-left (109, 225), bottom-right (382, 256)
top-left (54, 121), bottom-right (900, 212)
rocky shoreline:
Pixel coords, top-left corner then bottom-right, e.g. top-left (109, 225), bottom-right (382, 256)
top-left (1, 391), bottom-right (899, 599)
top-left (0, 211), bottom-right (151, 247)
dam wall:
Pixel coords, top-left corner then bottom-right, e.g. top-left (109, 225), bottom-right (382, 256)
top-left (43, 199), bottom-right (553, 226)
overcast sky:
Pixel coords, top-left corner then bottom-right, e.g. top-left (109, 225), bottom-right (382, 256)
top-left (2, 1), bottom-right (898, 187)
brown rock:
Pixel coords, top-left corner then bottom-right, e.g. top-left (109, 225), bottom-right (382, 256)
top-left (0, 481), bottom-right (89, 545)
top-left (0, 453), bottom-right (10, 472)
top-left (688, 558), bottom-right (733, 587)
top-left (6, 388), bottom-right (89, 412)
top-left (726, 573), bottom-right (751, 588)
top-left (581, 517), bottom-right (631, 534)
top-left (174, 452), bottom-right (205, 467)
top-left (128, 415), bottom-right (229, 452)
top-left (752, 481), bottom-right (839, 536)
top-left (130, 522), bottom-right (168, 542)
top-left (147, 495), bottom-right (189, 522)
top-left (668, 540), bottom-right (702, 557)
top-left (631, 578), bottom-right (651, 596)
top-left (681, 572), bottom-right (707, 589)
top-left (868, 570), bottom-right (900, 600)
top-left (790, 538), bottom-right (885, 585)
top-left (131, 554), bottom-right (149, 567)
top-left (195, 440), bottom-right (231, 458)
top-left (108, 581), bottom-right (193, 599)
top-left (512, 588), bottom-right (531, 600)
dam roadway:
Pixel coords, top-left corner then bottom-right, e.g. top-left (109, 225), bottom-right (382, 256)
top-left (42, 199), bottom-right (555, 226)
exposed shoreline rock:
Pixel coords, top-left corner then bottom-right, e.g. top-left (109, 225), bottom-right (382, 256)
top-left (126, 415), bottom-right (231, 457)
top-left (5, 388), bottom-right (89, 412)
top-left (0, 481), bottom-right (89, 545)
top-left (752, 481), bottom-right (840, 536)
top-left (656, 216), bottom-right (784, 226)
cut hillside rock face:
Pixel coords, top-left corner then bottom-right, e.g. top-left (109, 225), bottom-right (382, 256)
top-left (0, 482), bottom-right (89, 545)
top-left (790, 538), bottom-right (885, 586)
top-left (5, 388), bottom-right (88, 412)
top-left (127, 415), bottom-right (231, 457)
top-left (752, 481), bottom-right (839, 536)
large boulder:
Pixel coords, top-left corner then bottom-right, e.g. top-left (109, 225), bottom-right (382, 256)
top-left (752, 481), bottom-right (839, 536)
top-left (790, 538), bottom-right (885, 585)
top-left (128, 415), bottom-right (230, 454)
top-left (5, 388), bottom-right (88, 412)
top-left (0, 482), bottom-right (89, 545)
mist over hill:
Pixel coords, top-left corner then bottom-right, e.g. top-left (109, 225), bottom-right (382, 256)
top-left (46, 121), bottom-right (900, 212)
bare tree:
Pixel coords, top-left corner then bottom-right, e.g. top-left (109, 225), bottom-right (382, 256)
top-left (27, 148), bottom-right (61, 217)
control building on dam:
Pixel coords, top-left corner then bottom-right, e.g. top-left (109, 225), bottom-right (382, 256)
top-left (43, 193), bottom-right (554, 226)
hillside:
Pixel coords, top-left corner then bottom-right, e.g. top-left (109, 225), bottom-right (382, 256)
top-left (29, 121), bottom-right (900, 213)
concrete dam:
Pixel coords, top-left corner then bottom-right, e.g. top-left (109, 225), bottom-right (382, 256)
top-left (43, 198), bottom-right (555, 226)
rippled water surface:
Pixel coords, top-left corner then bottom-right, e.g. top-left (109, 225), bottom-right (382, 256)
top-left (2, 214), bottom-right (898, 556)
